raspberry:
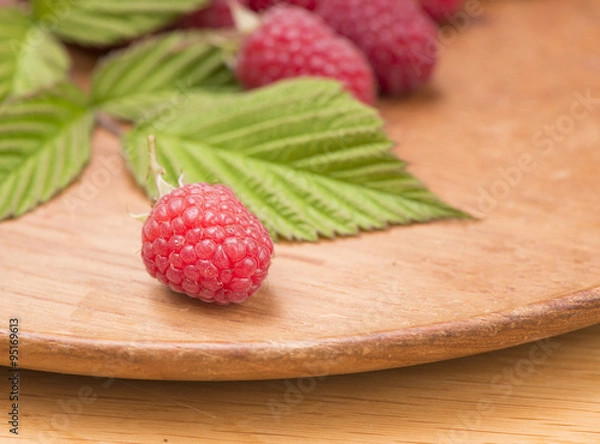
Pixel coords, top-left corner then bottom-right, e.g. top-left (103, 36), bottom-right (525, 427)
top-left (141, 182), bottom-right (274, 305)
top-left (248, 0), bottom-right (318, 12)
top-left (235, 6), bottom-right (376, 104)
top-left (316, 0), bottom-right (438, 95)
top-left (178, 0), bottom-right (249, 28)
top-left (420, 0), bottom-right (464, 23)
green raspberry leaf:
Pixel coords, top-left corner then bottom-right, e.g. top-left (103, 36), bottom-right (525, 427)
top-left (0, 83), bottom-right (94, 221)
top-left (0, 7), bottom-right (70, 103)
top-left (92, 31), bottom-right (239, 121)
top-left (124, 79), bottom-right (469, 241)
top-left (31, 0), bottom-right (211, 46)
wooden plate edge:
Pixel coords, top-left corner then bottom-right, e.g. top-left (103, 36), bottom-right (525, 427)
top-left (4, 285), bottom-right (599, 381)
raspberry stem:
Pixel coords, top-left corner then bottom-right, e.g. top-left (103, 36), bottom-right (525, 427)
top-left (147, 135), bottom-right (176, 198)
top-left (227, 0), bottom-right (261, 35)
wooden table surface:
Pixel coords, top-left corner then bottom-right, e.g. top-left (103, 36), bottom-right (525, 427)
top-left (2, 324), bottom-right (599, 443)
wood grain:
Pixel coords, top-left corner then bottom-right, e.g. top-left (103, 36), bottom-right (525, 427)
top-left (1, 0), bottom-right (599, 380)
top-left (3, 324), bottom-right (600, 443)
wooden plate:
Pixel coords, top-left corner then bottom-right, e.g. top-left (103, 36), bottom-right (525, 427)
top-left (1, 1), bottom-right (599, 380)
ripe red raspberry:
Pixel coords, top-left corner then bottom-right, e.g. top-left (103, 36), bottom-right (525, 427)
top-left (248, 0), bottom-right (318, 12)
top-left (420, 0), bottom-right (464, 23)
top-left (141, 183), bottom-right (274, 305)
top-left (235, 5), bottom-right (376, 105)
top-left (178, 0), bottom-right (249, 28)
top-left (316, 0), bottom-right (438, 95)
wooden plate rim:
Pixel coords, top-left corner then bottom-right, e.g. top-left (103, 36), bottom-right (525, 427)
top-left (8, 285), bottom-right (600, 381)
